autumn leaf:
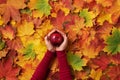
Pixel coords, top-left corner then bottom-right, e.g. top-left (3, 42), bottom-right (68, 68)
top-left (104, 28), bottom-right (120, 54)
top-left (111, 53), bottom-right (120, 64)
top-left (97, 12), bottom-right (112, 25)
top-left (95, 0), bottom-right (114, 7)
top-left (73, 0), bottom-right (84, 12)
top-left (67, 52), bottom-right (84, 71)
top-left (20, 35), bottom-right (47, 60)
top-left (51, 10), bottom-right (74, 30)
top-left (0, 56), bottom-right (21, 80)
top-left (66, 16), bottom-right (85, 42)
top-left (0, 0), bottom-right (26, 24)
top-left (18, 63), bottom-right (35, 80)
top-left (82, 37), bottom-right (105, 58)
top-left (17, 21), bottom-right (35, 36)
top-left (92, 54), bottom-right (111, 70)
top-left (0, 40), bottom-right (5, 50)
top-left (0, 25), bottom-right (15, 40)
top-left (107, 65), bottom-right (120, 80)
top-left (96, 21), bottom-right (113, 39)
top-left (6, 37), bottom-right (23, 51)
top-left (35, 0), bottom-right (51, 17)
top-left (23, 43), bottom-right (36, 60)
top-left (0, 0), bottom-right (6, 4)
top-left (61, 0), bottom-right (72, 9)
top-left (79, 9), bottom-right (95, 27)
top-left (0, 49), bottom-right (8, 59)
top-left (89, 69), bottom-right (102, 80)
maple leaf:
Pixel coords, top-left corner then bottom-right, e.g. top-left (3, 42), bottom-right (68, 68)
top-left (107, 65), bottom-right (120, 80)
top-left (82, 37), bottom-right (105, 58)
top-left (0, 56), bottom-right (21, 80)
top-left (96, 21), bottom-right (113, 39)
top-left (67, 52), bottom-right (84, 71)
top-left (18, 63), bottom-right (35, 80)
top-left (111, 53), bottom-right (120, 64)
top-left (92, 54), bottom-right (111, 70)
top-left (0, 0), bottom-right (6, 4)
top-left (23, 43), bottom-right (36, 60)
top-left (66, 15), bottom-right (85, 42)
top-left (0, 25), bottom-right (15, 40)
top-left (35, 0), bottom-right (51, 17)
top-left (28, 0), bottom-right (37, 10)
top-left (6, 37), bottom-right (23, 51)
top-left (95, 0), bottom-right (114, 7)
top-left (0, 39), bottom-right (5, 50)
top-left (29, 0), bottom-right (52, 17)
top-left (73, 0), bottom-right (84, 12)
top-left (104, 28), bottom-right (120, 54)
top-left (97, 12), bottom-right (112, 25)
top-left (17, 21), bottom-right (35, 36)
top-left (61, 0), bottom-right (72, 9)
top-left (106, 1), bottom-right (120, 24)
top-left (89, 69), bottom-right (102, 80)
top-left (74, 70), bottom-right (89, 80)
top-left (0, 0), bottom-right (26, 24)
top-left (51, 10), bottom-right (74, 30)
top-left (0, 49), bottom-right (8, 59)
top-left (79, 9), bottom-right (95, 27)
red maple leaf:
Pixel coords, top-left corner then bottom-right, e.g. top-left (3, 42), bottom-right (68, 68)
top-left (0, 0), bottom-right (26, 24)
top-left (0, 0), bottom-right (6, 4)
top-left (111, 53), bottom-right (120, 64)
top-left (107, 65), bottom-right (120, 80)
top-left (0, 25), bottom-right (15, 40)
top-left (92, 54), bottom-right (111, 70)
top-left (6, 37), bottom-right (23, 51)
top-left (0, 54), bottom-right (21, 80)
top-left (50, 10), bottom-right (74, 30)
top-left (61, 0), bottom-right (73, 9)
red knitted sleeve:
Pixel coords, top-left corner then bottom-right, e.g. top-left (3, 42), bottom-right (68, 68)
top-left (31, 50), bottom-right (55, 80)
top-left (56, 51), bottom-right (72, 80)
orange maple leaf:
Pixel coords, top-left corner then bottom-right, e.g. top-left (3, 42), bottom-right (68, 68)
top-left (0, 25), bottom-right (15, 40)
top-left (0, 0), bottom-right (26, 24)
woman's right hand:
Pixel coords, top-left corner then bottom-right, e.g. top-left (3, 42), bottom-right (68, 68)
top-left (44, 29), bottom-right (56, 52)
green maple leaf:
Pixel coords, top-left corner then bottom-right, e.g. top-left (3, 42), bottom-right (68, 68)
top-left (23, 43), bottom-right (36, 60)
top-left (0, 40), bottom-right (5, 50)
top-left (105, 28), bottom-right (120, 54)
top-left (79, 9), bottom-right (95, 27)
top-left (67, 52), bottom-right (84, 71)
top-left (35, 0), bottom-right (51, 16)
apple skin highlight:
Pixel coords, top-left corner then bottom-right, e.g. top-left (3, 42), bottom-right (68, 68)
top-left (50, 31), bottom-right (64, 46)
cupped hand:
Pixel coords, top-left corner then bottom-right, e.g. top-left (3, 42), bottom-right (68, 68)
top-left (44, 29), bottom-right (56, 52)
top-left (55, 30), bottom-right (68, 51)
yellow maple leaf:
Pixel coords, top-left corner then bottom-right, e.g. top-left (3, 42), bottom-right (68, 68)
top-left (0, 20), bottom-right (3, 25)
top-left (36, 20), bottom-right (53, 38)
top-left (97, 12), bottom-right (112, 25)
top-left (20, 34), bottom-right (47, 60)
top-left (60, 7), bottom-right (70, 16)
top-left (89, 69), bottom-right (102, 80)
top-left (28, 0), bottom-right (37, 10)
top-left (32, 10), bottom-right (43, 18)
top-left (7, 0), bottom-right (26, 9)
top-left (95, 0), bottom-right (114, 7)
top-left (17, 21), bottom-right (35, 36)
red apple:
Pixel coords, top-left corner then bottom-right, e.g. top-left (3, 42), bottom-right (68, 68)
top-left (50, 31), bottom-right (64, 46)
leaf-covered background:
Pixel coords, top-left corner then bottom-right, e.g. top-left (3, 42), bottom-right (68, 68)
top-left (0, 0), bottom-right (120, 80)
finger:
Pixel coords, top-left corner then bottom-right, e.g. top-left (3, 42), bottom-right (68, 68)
top-left (56, 29), bottom-right (65, 35)
top-left (48, 29), bottom-right (57, 36)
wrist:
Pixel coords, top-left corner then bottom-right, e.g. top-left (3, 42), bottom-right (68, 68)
top-left (48, 48), bottom-right (55, 52)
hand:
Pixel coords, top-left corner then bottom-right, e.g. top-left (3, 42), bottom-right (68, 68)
top-left (45, 29), bottom-right (56, 52)
top-left (55, 30), bottom-right (68, 51)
